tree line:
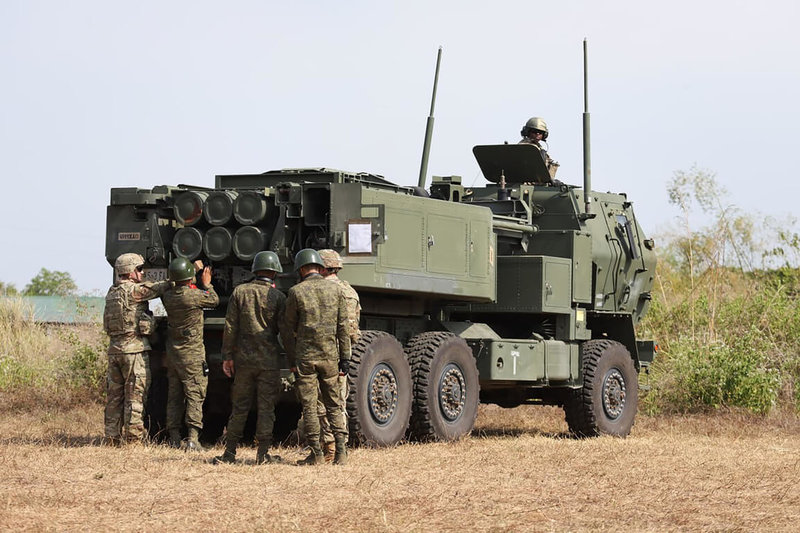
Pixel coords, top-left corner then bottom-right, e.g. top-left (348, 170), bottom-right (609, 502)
top-left (0, 268), bottom-right (79, 297)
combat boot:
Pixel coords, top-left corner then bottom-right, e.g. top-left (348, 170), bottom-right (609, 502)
top-left (322, 441), bottom-right (336, 462)
top-left (185, 427), bottom-right (204, 452)
top-left (297, 443), bottom-right (324, 466)
top-left (168, 429), bottom-right (182, 448)
top-left (257, 442), bottom-right (282, 464)
top-left (213, 450), bottom-right (236, 465)
top-left (103, 436), bottom-right (122, 447)
top-left (333, 436), bottom-right (348, 466)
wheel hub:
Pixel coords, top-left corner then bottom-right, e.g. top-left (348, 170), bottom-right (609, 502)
top-left (602, 368), bottom-right (627, 420)
top-left (368, 363), bottom-right (399, 425)
top-left (439, 363), bottom-right (467, 421)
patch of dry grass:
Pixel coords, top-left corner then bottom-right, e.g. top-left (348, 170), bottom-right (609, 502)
top-left (0, 297), bottom-right (107, 410)
top-left (0, 404), bottom-right (797, 532)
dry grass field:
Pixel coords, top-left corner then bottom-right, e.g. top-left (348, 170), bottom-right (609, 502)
top-left (0, 404), bottom-right (798, 532)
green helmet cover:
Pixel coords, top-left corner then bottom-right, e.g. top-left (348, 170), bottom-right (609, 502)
top-left (293, 248), bottom-right (324, 271)
top-left (251, 251), bottom-right (282, 273)
top-left (168, 257), bottom-right (195, 282)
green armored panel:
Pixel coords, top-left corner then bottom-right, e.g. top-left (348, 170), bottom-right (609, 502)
top-left (476, 339), bottom-right (545, 382)
top-left (477, 255), bottom-right (572, 313)
top-left (340, 187), bottom-right (496, 302)
top-left (572, 232), bottom-right (592, 304)
top-left (475, 338), bottom-right (576, 383)
top-left (380, 207), bottom-right (424, 271)
top-left (469, 220), bottom-right (491, 278)
top-left (543, 339), bottom-right (573, 381)
top-left (427, 213), bottom-right (468, 276)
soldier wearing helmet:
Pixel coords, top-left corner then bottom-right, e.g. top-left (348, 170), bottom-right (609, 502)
top-left (214, 251), bottom-right (287, 465)
top-left (281, 248), bottom-right (351, 465)
top-left (102, 253), bottom-right (172, 445)
top-left (161, 257), bottom-right (219, 451)
top-left (519, 116), bottom-right (561, 182)
top-left (296, 249), bottom-right (361, 461)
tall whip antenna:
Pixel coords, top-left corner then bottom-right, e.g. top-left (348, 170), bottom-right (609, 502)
top-left (418, 47), bottom-right (442, 189)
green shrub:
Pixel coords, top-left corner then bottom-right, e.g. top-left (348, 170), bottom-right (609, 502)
top-left (0, 297), bottom-right (107, 410)
top-left (644, 333), bottom-right (781, 415)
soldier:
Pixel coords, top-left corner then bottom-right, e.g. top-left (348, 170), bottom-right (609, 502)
top-left (281, 248), bottom-right (351, 465)
top-left (296, 249), bottom-right (360, 460)
top-left (103, 253), bottom-right (171, 445)
top-left (161, 257), bottom-right (219, 451)
top-left (214, 251), bottom-right (286, 465)
top-left (519, 116), bottom-right (560, 181)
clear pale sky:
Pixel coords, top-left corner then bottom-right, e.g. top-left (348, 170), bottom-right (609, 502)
top-left (2, 1), bottom-right (798, 294)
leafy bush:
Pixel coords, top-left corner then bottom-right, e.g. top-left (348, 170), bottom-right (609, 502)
top-left (0, 297), bottom-right (107, 410)
top-left (640, 168), bottom-right (800, 415)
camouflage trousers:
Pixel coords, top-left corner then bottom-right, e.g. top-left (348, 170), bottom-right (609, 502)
top-left (225, 365), bottom-right (280, 446)
top-left (166, 359), bottom-right (207, 432)
top-left (297, 375), bottom-right (348, 444)
top-left (296, 359), bottom-right (346, 445)
top-left (104, 351), bottom-right (150, 440)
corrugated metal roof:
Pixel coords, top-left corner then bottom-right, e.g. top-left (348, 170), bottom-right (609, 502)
top-left (1, 296), bottom-right (104, 324)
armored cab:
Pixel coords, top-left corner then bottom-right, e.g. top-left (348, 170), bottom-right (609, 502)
top-left (105, 140), bottom-right (656, 445)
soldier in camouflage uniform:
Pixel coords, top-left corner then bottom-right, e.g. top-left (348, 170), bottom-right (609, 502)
top-left (281, 248), bottom-right (351, 465)
top-left (161, 257), bottom-right (219, 451)
top-left (214, 251), bottom-right (286, 465)
top-left (519, 116), bottom-right (561, 182)
top-left (103, 253), bottom-right (171, 445)
top-left (296, 249), bottom-right (361, 460)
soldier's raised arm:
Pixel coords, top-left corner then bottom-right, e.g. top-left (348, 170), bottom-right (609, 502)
top-left (196, 267), bottom-right (220, 308)
top-left (131, 279), bottom-right (171, 302)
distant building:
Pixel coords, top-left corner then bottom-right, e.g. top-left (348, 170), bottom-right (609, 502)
top-left (1, 296), bottom-right (104, 324)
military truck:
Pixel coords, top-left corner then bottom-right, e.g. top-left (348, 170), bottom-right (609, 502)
top-left (105, 139), bottom-right (656, 446)
top-left (105, 45), bottom-right (656, 445)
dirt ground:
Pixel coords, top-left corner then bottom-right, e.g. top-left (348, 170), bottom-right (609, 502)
top-left (0, 404), bottom-right (798, 532)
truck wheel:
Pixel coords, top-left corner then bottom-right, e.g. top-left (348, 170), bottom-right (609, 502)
top-left (564, 339), bottom-right (638, 437)
top-left (406, 332), bottom-right (480, 441)
top-left (347, 331), bottom-right (412, 447)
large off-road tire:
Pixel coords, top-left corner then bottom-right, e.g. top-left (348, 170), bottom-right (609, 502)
top-left (347, 331), bottom-right (412, 447)
top-left (406, 332), bottom-right (480, 441)
top-left (564, 339), bottom-right (639, 437)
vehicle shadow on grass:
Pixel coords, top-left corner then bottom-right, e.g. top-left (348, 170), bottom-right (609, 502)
top-left (472, 427), bottom-right (574, 440)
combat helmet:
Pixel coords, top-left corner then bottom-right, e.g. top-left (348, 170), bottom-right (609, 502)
top-left (252, 251), bottom-right (282, 273)
top-left (168, 257), bottom-right (195, 282)
top-left (115, 253), bottom-right (144, 275)
top-left (318, 249), bottom-right (343, 269)
top-left (293, 248), bottom-right (324, 271)
top-left (521, 117), bottom-right (549, 140)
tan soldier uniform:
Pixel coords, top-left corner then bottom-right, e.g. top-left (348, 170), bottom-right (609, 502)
top-left (282, 263), bottom-right (350, 465)
top-left (519, 137), bottom-right (560, 181)
top-left (302, 249), bottom-right (361, 457)
top-left (103, 269), bottom-right (170, 443)
top-left (519, 116), bottom-right (560, 182)
top-left (219, 277), bottom-right (286, 463)
top-left (161, 282), bottom-right (219, 445)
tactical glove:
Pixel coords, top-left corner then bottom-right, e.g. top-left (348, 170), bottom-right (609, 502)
top-left (338, 359), bottom-right (350, 375)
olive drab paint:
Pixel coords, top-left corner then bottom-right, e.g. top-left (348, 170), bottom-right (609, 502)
top-left (105, 151), bottom-right (657, 444)
top-left (104, 43), bottom-right (656, 444)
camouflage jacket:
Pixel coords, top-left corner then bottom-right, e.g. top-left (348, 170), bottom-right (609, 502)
top-left (328, 276), bottom-right (361, 344)
top-left (281, 274), bottom-right (350, 366)
top-left (518, 138), bottom-right (560, 180)
top-left (162, 283), bottom-right (219, 362)
top-left (103, 279), bottom-right (171, 355)
top-left (221, 279), bottom-right (286, 369)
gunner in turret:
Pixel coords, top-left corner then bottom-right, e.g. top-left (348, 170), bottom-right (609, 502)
top-left (519, 117), bottom-right (560, 182)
